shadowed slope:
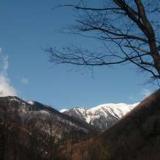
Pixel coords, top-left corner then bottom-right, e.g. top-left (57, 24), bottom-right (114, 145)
top-left (62, 89), bottom-right (160, 160)
top-left (0, 96), bottom-right (97, 160)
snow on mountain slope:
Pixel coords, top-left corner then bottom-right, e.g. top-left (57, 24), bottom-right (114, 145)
top-left (63, 103), bottom-right (138, 130)
top-left (0, 96), bottom-right (96, 140)
top-left (1, 96), bottom-right (138, 133)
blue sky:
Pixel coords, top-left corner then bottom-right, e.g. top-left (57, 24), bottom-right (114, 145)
top-left (0, 0), bottom-right (157, 109)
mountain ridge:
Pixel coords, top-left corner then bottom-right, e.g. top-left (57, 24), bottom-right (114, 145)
top-left (0, 96), bottom-right (97, 137)
top-left (2, 95), bottom-right (138, 131)
top-left (58, 89), bottom-right (160, 160)
top-left (62, 102), bottom-right (138, 130)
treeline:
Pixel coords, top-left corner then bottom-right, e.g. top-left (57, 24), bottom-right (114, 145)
top-left (0, 109), bottom-right (88, 160)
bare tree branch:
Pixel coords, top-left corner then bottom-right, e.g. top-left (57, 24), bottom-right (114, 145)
top-left (49, 0), bottom-right (160, 83)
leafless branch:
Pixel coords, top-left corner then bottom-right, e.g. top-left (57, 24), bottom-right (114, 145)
top-left (49, 0), bottom-right (160, 83)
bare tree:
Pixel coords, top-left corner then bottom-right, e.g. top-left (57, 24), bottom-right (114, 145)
top-left (48, 0), bottom-right (160, 84)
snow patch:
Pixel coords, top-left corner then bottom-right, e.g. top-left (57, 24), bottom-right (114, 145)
top-left (60, 108), bottom-right (69, 113)
top-left (27, 101), bottom-right (34, 105)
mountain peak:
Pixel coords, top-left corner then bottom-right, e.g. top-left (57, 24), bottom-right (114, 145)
top-left (63, 102), bottom-right (138, 130)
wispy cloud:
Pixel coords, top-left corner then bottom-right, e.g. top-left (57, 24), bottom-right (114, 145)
top-left (0, 49), bottom-right (9, 75)
top-left (21, 77), bottom-right (29, 85)
top-left (141, 88), bottom-right (153, 98)
top-left (0, 49), bottom-right (17, 97)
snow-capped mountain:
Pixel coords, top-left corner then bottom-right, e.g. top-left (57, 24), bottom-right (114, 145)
top-left (62, 103), bottom-right (138, 130)
top-left (58, 90), bottom-right (160, 160)
top-left (0, 96), bottom-right (138, 133)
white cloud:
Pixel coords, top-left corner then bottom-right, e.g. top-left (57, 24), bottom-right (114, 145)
top-left (0, 49), bottom-right (17, 97)
top-left (0, 75), bottom-right (17, 96)
top-left (21, 77), bottom-right (29, 85)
